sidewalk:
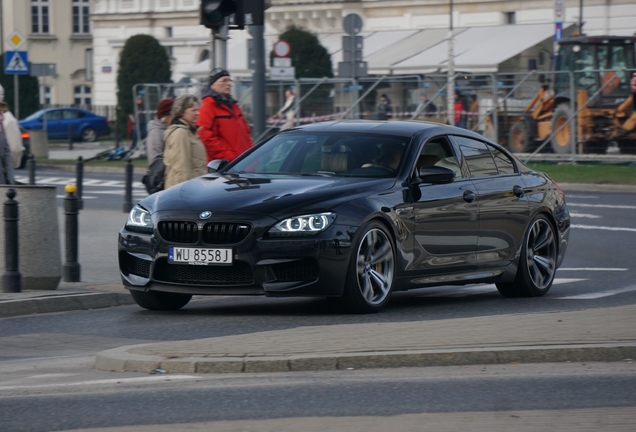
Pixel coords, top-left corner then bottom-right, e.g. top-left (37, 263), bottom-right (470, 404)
top-left (94, 304), bottom-right (636, 374)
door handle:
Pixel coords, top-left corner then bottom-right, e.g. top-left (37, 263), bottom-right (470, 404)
top-left (463, 190), bottom-right (476, 203)
top-left (513, 185), bottom-right (525, 198)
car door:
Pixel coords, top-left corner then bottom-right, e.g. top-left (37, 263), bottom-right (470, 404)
top-left (408, 136), bottom-right (479, 277)
top-left (451, 135), bottom-right (529, 270)
top-left (44, 109), bottom-right (64, 138)
top-left (59, 109), bottom-right (80, 139)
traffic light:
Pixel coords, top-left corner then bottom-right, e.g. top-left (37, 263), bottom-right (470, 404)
top-left (200, 0), bottom-right (238, 29)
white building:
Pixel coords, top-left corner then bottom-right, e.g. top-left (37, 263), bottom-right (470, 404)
top-left (90, 0), bottom-right (636, 106)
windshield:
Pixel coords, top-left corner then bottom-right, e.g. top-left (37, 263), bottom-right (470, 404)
top-left (227, 132), bottom-right (411, 178)
top-left (23, 110), bottom-right (45, 121)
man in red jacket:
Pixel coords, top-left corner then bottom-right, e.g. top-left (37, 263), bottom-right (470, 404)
top-left (197, 68), bottom-right (253, 162)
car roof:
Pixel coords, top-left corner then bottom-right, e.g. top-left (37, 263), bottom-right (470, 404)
top-left (294, 120), bottom-right (438, 137)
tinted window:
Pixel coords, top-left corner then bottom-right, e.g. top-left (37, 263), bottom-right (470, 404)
top-left (45, 110), bottom-right (63, 121)
top-left (490, 146), bottom-right (515, 175)
top-left (416, 136), bottom-right (465, 179)
top-left (63, 110), bottom-right (79, 119)
top-left (454, 136), bottom-right (498, 177)
top-left (228, 133), bottom-right (408, 178)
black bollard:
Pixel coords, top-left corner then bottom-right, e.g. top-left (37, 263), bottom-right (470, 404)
top-left (2, 189), bottom-right (21, 293)
top-left (27, 154), bottom-right (36, 185)
top-left (68, 124), bottom-right (73, 150)
top-left (76, 156), bottom-right (84, 210)
top-left (123, 158), bottom-right (133, 213)
top-left (63, 184), bottom-right (81, 282)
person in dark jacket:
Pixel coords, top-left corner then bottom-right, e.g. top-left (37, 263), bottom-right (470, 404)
top-left (377, 94), bottom-right (393, 120)
top-left (196, 68), bottom-right (253, 162)
top-left (146, 98), bottom-right (174, 166)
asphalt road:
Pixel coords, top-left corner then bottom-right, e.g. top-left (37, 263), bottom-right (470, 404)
top-left (1, 175), bottom-right (635, 431)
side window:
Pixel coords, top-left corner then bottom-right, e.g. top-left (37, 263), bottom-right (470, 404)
top-left (454, 136), bottom-right (498, 177)
top-left (416, 136), bottom-right (465, 178)
top-left (45, 110), bottom-right (63, 121)
top-left (62, 110), bottom-right (79, 119)
top-left (489, 146), bottom-right (516, 175)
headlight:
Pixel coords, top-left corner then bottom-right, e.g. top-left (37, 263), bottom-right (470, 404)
top-left (126, 205), bottom-right (153, 232)
top-left (269, 212), bottom-right (336, 236)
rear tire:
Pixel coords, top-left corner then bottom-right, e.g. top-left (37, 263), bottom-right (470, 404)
top-left (81, 127), bottom-right (97, 142)
top-left (339, 221), bottom-right (395, 313)
top-left (496, 215), bottom-right (557, 298)
top-left (509, 121), bottom-right (533, 153)
top-left (550, 104), bottom-right (573, 155)
top-left (617, 139), bottom-right (636, 155)
top-left (129, 290), bottom-right (192, 311)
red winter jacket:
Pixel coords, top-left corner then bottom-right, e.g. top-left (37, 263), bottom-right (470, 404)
top-left (196, 89), bottom-right (253, 162)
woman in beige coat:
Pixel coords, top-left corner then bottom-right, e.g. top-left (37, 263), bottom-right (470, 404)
top-left (163, 94), bottom-right (207, 189)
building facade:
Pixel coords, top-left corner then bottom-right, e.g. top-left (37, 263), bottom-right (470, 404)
top-left (90, 0), bottom-right (636, 106)
top-left (1, 0), bottom-right (94, 107)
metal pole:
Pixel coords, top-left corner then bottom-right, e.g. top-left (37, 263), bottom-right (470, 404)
top-left (214, 20), bottom-right (229, 70)
top-left (27, 154), bottom-right (36, 185)
top-left (579, 0), bottom-right (584, 34)
top-left (210, 30), bottom-right (216, 70)
top-left (123, 158), bottom-right (134, 213)
top-left (68, 124), bottom-right (73, 150)
top-left (2, 189), bottom-right (20, 293)
top-left (250, 24), bottom-right (266, 140)
top-left (447, 0), bottom-right (454, 126)
top-left (63, 184), bottom-right (80, 282)
top-left (13, 74), bottom-right (19, 119)
top-left (76, 156), bottom-right (84, 210)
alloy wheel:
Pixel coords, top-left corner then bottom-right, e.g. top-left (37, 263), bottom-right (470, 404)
top-left (525, 218), bottom-right (557, 289)
top-left (355, 228), bottom-right (394, 305)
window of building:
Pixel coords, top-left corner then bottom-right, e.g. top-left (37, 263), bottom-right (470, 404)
top-left (31, 0), bottom-right (50, 34)
top-left (74, 86), bottom-right (92, 106)
top-left (504, 12), bottom-right (516, 25)
top-left (40, 85), bottom-right (51, 106)
top-left (73, 0), bottom-right (90, 34)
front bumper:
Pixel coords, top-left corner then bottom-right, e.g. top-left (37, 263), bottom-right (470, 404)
top-left (118, 222), bottom-right (357, 297)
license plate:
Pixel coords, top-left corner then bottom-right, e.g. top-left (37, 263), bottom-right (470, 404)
top-left (168, 247), bottom-right (233, 265)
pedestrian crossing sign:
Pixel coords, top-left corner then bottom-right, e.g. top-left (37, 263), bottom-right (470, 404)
top-left (4, 51), bottom-right (29, 75)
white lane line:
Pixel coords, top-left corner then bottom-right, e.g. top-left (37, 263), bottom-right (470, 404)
top-left (569, 212), bottom-right (602, 219)
top-left (417, 278), bottom-right (585, 297)
top-left (56, 195), bottom-right (98, 199)
top-left (571, 224), bottom-right (636, 233)
top-left (0, 375), bottom-right (197, 391)
top-left (558, 268), bottom-right (628, 271)
top-left (568, 203), bottom-right (636, 210)
top-left (565, 195), bottom-right (598, 199)
top-left (555, 286), bottom-right (636, 300)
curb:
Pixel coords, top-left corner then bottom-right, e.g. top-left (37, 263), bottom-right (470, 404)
top-left (95, 343), bottom-right (636, 374)
top-left (0, 291), bottom-right (135, 318)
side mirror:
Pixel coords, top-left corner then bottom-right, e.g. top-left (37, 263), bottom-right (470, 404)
top-left (207, 159), bottom-right (229, 173)
top-left (416, 166), bottom-right (455, 184)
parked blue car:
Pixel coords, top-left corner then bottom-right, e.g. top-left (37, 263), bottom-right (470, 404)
top-left (19, 108), bottom-right (111, 142)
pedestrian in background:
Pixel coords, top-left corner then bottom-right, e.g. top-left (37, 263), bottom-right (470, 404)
top-left (467, 94), bottom-right (479, 130)
top-left (0, 100), bottom-right (25, 169)
top-left (197, 68), bottom-right (253, 162)
top-left (377, 94), bottom-right (393, 120)
top-left (0, 102), bottom-right (17, 185)
top-left (276, 87), bottom-right (296, 131)
top-left (454, 92), bottom-right (466, 128)
top-left (163, 94), bottom-right (207, 189)
top-left (145, 98), bottom-right (174, 166)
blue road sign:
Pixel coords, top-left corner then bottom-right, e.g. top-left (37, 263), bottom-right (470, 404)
top-left (4, 51), bottom-right (29, 75)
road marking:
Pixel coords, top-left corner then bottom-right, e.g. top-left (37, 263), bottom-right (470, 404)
top-left (568, 203), bottom-right (636, 210)
top-left (569, 212), bottom-right (602, 219)
top-left (0, 375), bottom-right (197, 391)
top-left (558, 268), bottom-right (628, 271)
top-left (565, 195), bottom-right (597, 199)
top-left (555, 285), bottom-right (636, 300)
top-left (416, 278), bottom-right (586, 297)
top-left (571, 224), bottom-right (636, 233)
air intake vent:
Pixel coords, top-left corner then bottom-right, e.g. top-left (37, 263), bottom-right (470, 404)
top-left (202, 223), bottom-right (251, 245)
top-left (158, 221), bottom-right (198, 243)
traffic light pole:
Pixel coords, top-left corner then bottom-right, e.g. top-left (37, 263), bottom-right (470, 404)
top-left (211, 19), bottom-right (229, 69)
top-left (250, 24), bottom-right (266, 139)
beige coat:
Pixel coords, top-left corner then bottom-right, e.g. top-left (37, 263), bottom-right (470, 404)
top-left (163, 121), bottom-right (207, 189)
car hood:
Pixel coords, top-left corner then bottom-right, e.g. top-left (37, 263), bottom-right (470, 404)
top-left (141, 174), bottom-right (394, 218)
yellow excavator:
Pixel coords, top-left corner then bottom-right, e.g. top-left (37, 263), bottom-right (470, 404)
top-left (508, 35), bottom-right (636, 155)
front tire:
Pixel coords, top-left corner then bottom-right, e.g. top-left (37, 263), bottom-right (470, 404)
top-left (129, 290), bottom-right (192, 311)
top-left (496, 215), bottom-right (557, 298)
top-left (340, 221), bottom-right (395, 313)
top-left (550, 104), bottom-right (573, 155)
